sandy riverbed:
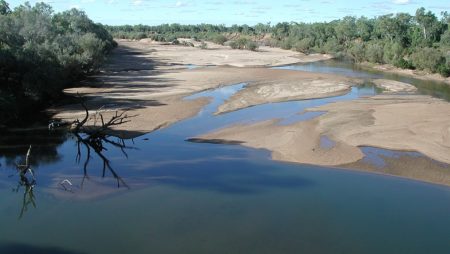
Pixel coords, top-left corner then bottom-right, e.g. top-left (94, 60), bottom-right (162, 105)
top-left (197, 94), bottom-right (450, 186)
top-left (52, 40), bottom-right (450, 186)
top-left (124, 39), bottom-right (333, 68)
top-left (53, 40), bottom-right (346, 137)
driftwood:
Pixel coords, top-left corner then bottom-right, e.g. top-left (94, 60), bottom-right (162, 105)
top-left (70, 94), bottom-right (134, 136)
top-left (13, 145), bottom-right (37, 219)
top-left (49, 95), bottom-right (136, 190)
top-left (66, 95), bottom-right (134, 189)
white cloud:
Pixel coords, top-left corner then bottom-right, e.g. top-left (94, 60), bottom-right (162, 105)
top-left (133, 0), bottom-right (143, 6)
top-left (175, 1), bottom-right (188, 8)
top-left (392, 0), bottom-right (412, 5)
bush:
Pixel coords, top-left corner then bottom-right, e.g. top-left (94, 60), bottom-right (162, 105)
top-left (365, 42), bottom-right (384, 63)
top-left (199, 41), bottom-right (208, 49)
top-left (410, 47), bottom-right (445, 72)
top-left (294, 38), bottom-right (313, 53)
top-left (322, 38), bottom-right (342, 54)
top-left (383, 42), bottom-right (403, 65)
top-left (437, 64), bottom-right (450, 77)
top-left (246, 41), bottom-right (258, 51)
top-left (347, 42), bottom-right (365, 62)
top-left (229, 41), bottom-right (238, 49)
top-left (280, 38), bottom-right (293, 50)
top-left (394, 58), bottom-right (414, 69)
top-left (181, 41), bottom-right (194, 47)
top-left (212, 34), bottom-right (227, 45)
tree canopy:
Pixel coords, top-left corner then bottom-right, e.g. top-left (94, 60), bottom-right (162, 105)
top-left (106, 8), bottom-right (450, 77)
top-left (0, 1), bottom-right (116, 124)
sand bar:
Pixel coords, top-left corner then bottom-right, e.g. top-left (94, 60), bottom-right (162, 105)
top-left (52, 40), bottom-right (348, 137)
top-left (372, 79), bottom-right (418, 93)
top-left (197, 94), bottom-right (450, 185)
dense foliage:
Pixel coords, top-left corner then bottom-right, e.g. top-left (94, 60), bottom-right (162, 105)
top-left (0, 1), bottom-right (116, 124)
top-left (107, 8), bottom-right (450, 76)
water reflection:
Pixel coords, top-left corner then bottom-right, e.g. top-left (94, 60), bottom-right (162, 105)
top-left (0, 128), bottom-right (67, 168)
top-left (72, 132), bottom-right (132, 189)
top-left (0, 126), bottom-right (135, 218)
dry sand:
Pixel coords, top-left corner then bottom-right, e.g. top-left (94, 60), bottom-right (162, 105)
top-left (216, 78), bottom-right (356, 114)
top-left (124, 39), bottom-right (333, 68)
top-left (52, 40), bottom-right (346, 137)
top-left (197, 94), bottom-right (450, 185)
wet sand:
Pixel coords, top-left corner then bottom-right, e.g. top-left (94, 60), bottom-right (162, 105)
top-left (372, 79), bottom-right (417, 93)
top-left (197, 94), bottom-right (450, 185)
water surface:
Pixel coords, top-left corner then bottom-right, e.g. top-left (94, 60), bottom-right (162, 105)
top-left (1, 64), bottom-right (449, 254)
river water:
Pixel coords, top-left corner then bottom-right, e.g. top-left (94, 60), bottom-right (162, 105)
top-left (0, 61), bottom-right (449, 254)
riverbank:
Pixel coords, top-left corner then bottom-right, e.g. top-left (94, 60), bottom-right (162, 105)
top-left (360, 62), bottom-right (450, 85)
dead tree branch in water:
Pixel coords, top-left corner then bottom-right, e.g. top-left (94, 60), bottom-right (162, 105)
top-left (74, 133), bottom-right (131, 189)
top-left (49, 94), bottom-right (136, 189)
top-left (69, 93), bottom-right (135, 137)
top-left (15, 145), bottom-right (35, 184)
top-left (13, 145), bottom-right (37, 219)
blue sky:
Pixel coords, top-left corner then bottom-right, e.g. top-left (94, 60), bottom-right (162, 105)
top-left (8, 0), bottom-right (450, 25)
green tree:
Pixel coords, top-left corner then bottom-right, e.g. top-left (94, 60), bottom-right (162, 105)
top-left (335, 16), bottom-right (357, 46)
top-left (0, 0), bottom-right (10, 15)
top-left (415, 7), bottom-right (441, 44)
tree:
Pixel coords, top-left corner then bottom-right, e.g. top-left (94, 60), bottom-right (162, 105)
top-left (415, 7), bottom-right (441, 44)
top-left (0, 0), bottom-right (10, 15)
top-left (335, 16), bottom-right (357, 46)
top-left (356, 17), bottom-right (373, 41)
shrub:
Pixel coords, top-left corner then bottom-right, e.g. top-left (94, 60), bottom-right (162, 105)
top-left (229, 41), bottom-right (238, 49)
top-left (410, 47), bottom-right (445, 72)
top-left (280, 38), bottom-right (293, 50)
top-left (347, 42), bottom-right (365, 62)
top-left (294, 38), bottom-right (313, 53)
top-left (383, 42), bottom-right (403, 65)
top-left (365, 42), bottom-right (384, 63)
top-left (246, 41), bottom-right (258, 51)
top-left (322, 38), bottom-right (342, 54)
top-left (437, 64), bottom-right (450, 77)
top-left (394, 58), bottom-right (414, 69)
top-left (199, 41), bottom-right (208, 49)
top-left (212, 34), bottom-right (227, 45)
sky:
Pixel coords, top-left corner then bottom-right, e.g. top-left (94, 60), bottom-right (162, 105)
top-left (7, 0), bottom-right (450, 25)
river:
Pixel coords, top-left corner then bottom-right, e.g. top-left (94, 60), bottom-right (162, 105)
top-left (0, 60), bottom-right (449, 254)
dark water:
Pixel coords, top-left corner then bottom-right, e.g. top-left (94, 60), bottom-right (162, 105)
top-left (1, 64), bottom-right (450, 254)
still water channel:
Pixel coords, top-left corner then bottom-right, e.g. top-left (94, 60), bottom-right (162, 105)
top-left (0, 61), bottom-right (449, 254)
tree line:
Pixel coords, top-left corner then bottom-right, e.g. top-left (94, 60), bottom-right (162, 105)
top-left (107, 8), bottom-right (450, 76)
top-left (0, 1), bottom-right (116, 125)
